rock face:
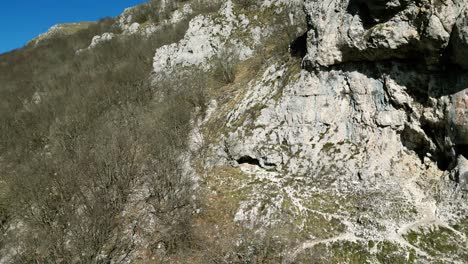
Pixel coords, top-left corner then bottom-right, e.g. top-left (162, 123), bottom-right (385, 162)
top-left (198, 0), bottom-right (468, 262)
top-left (456, 155), bottom-right (468, 189)
top-left (449, 89), bottom-right (468, 145)
top-left (451, 6), bottom-right (468, 69)
top-left (301, 0), bottom-right (468, 165)
top-left (215, 60), bottom-right (467, 262)
top-left (304, 0), bottom-right (467, 68)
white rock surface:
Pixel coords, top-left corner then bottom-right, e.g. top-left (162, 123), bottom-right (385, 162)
top-left (303, 0), bottom-right (468, 68)
top-left (89, 32), bottom-right (114, 48)
top-left (152, 0), bottom-right (272, 76)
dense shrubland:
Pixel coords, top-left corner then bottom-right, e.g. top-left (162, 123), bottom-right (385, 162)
top-left (0, 6), bottom-right (207, 262)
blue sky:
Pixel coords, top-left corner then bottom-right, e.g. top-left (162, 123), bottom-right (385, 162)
top-left (0, 0), bottom-right (148, 54)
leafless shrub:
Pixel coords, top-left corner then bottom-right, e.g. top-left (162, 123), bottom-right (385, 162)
top-left (0, 10), bottom-right (207, 262)
top-left (232, 0), bottom-right (258, 9)
top-left (191, 0), bottom-right (223, 13)
top-left (213, 47), bottom-right (239, 84)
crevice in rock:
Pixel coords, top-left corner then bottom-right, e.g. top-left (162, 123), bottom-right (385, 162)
top-left (264, 161), bottom-right (277, 167)
top-left (313, 60), bottom-right (466, 104)
top-left (400, 122), bottom-right (456, 171)
top-left (236, 155), bottom-right (277, 169)
top-left (400, 125), bottom-right (433, 161)
top-left (290, 32), bottom-right (308, 58)
top-left (237, 155), bottom-right (261, 166)
top-left (420, 121), bottom-right (454, 170)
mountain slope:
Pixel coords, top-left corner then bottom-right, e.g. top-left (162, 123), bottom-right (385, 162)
top-left (0, 0), bottom-right (467, 263)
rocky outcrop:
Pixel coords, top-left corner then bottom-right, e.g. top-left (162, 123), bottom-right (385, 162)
top-left (449, 88), bottom-right (468, 145)
top-left (302, 0), bottom-right (467, 167)
top-left (304, 0), bottom-right (467, 69)
top-left (451, 5), bottom-right (468, 69)
top-left (29, 22), bottom-right (93, 45)
top-left (199, 0), bottom-right (468, 262)
top-left (456, 155), bottom-right (468, 189)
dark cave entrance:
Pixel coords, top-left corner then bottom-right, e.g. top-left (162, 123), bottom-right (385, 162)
top-left (456, 144), bottom-right (468, 159)
top-left (347, 0), bottom-right (375, 29)
top-left (400, 124), bottom-right (460, 171)
top-left (290, 32), bottom-right (308, 58)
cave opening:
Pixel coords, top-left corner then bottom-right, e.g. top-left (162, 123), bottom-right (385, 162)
top-left (400, 125), bottom-right (454, 171)
top-left (436, 155), bottom-right (452, 171)
top-left (347, 0), bottom-right (375, 29)
top-left (456, 144), bottom-right (468, 159)
top-left (290, 32), bottom-right (308, 58)
top-left (347, 0), bottom-right (407, 29)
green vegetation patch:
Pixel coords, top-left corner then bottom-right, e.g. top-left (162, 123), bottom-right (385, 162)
top-left (452, 218), bottom-right (468, 237)
top-left (297, 211), bottom-right (346, 239)
top-left (375, 240), bottom-right (416, 264)
top-left (295, 240), bottom-right (415, 264)
top-left (404, 226), bottom-right (467, 259)
top-left (295, 240), bottom-right (372, 263)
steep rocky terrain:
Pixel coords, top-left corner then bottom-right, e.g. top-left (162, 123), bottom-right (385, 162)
top-left (0, 0), bottom-right (467, 263)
